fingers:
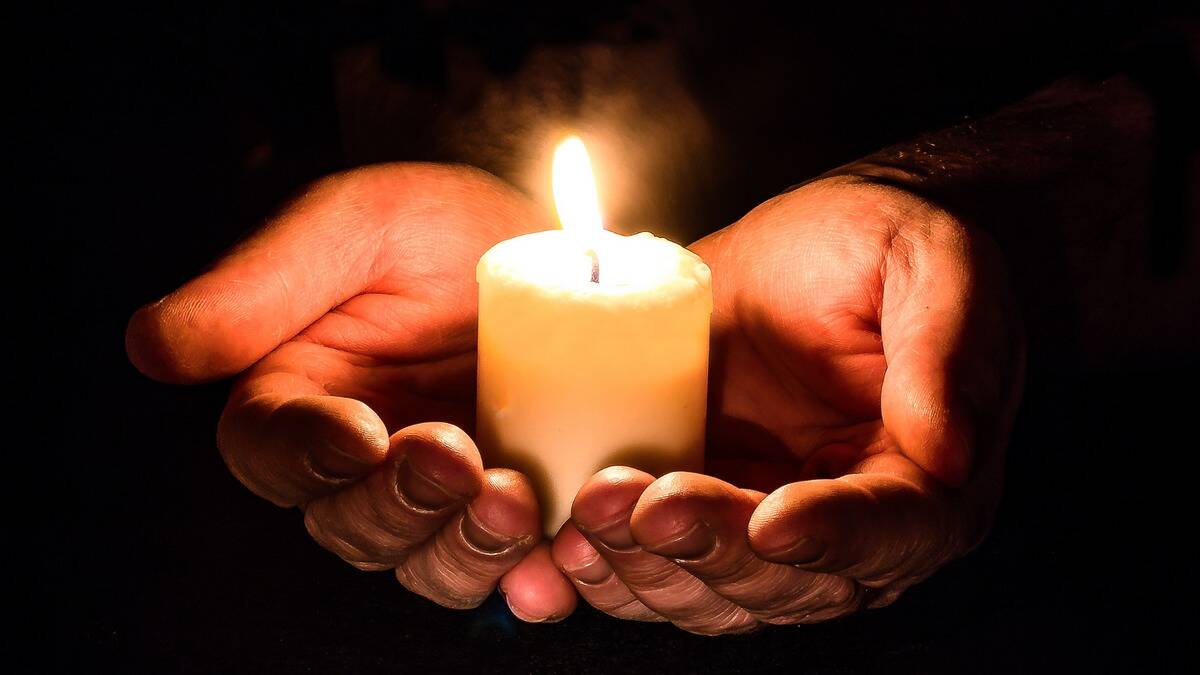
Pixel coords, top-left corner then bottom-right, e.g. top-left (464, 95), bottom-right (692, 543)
top-left (631, 473), bottom-right (861, 624)
top-left (126, 164), bottom-right (544, 383)
top-left (878, 209), bottom-right (981, 486)
top-left (570, 467), bottom-right (758, 635)
top-left (217, 381), bottom-right (391, 507)
top-left (302, 423), bottom-right (484, 568)
top-left (498, 543), bottom-right (578, 623)
top-left (394, 468), bottom-right (540, 609)
top-left (551, 522), bottom-right (662, 622)
top-left (748, 452), bottom-right (978, 589)
top-left (305, 427), bottom-right (559, 614)
top-left (560, 463), bottom-right (966, 631)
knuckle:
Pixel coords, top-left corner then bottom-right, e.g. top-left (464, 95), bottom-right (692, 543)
top-left (593, 594), bottom-right (654, 621)
top-left (798, 603), bottom-right (860, 624)
top-left (304, 507), bottom-right (383, 568)
top-left (618, 561), bottom-right (681, 589)
top-left (393, 528), bottom-right (529, 611)
top-left (794, 575), bottom-right (862, 616)
top-left (217, 446), bottom-right (294, 509)
top-left (303, 485), bottom-right (433, 570)
top-left (823, 576), bottom-right (861, 608)
top-left (750, 573), bottom-right (861, 624)
top-left (695, 551), bottom-right (760, 588)
top-left (713, 564), bottom-right (800, 617)
top-left (677, 605), bottom-right (759, 636)
top-left (856, 567), bottom-right (907, 588)
top-left (394, 557), bottom-right (491, 610)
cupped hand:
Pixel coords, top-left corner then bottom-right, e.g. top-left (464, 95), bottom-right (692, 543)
top-left (126, 164), bottom-right (576, 622)
top-left (552, 176), bottom-right (1024, 634)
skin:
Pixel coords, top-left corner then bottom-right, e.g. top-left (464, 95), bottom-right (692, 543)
top-left (127, 164), bottom-right (577, 620)
top-left (555, 176), bottom-right (1024, 633)
top-left (126, 165), bottom-right (1023, 631)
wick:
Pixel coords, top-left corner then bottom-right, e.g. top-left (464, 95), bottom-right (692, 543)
top-left (587, 249), bottom-right (600, 283)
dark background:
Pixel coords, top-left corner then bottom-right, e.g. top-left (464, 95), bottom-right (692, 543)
top-left (42, 1), bottom-right (1193, 672)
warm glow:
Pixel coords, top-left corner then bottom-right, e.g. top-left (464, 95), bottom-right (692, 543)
top-left (552, 136), bottom-right (603, 235)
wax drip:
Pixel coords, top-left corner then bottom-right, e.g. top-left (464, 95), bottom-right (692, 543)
top-left (587, 249), bottom-right (600, 283)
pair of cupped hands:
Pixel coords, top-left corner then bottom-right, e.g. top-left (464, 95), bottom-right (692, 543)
top-left (126, 164), bottom-right (1023, 635)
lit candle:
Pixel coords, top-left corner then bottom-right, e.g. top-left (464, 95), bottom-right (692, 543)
top-left (476, 136), bottom-right (713, 535)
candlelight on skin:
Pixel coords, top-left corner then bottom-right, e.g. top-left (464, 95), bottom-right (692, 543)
top-left (476, 136), bottom-right (712, 535)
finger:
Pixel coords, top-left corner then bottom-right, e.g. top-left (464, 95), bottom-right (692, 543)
top-left (572, 467), bottom-right (758, 635)
top-left (126, 164), bottom-right (543, 383)
top-left (879, 212), bottom-right (1008, 486)
top-left (217, 373), bottom-right (391, 506)
top-left (631, 473), bottom-right (861, 624)
top-left (498, 543), bottom-right (578, 623)
top-left (394, 468), bottom-right (539, 609)
top-left (302, 423), bottom-right (484, 569)
top-left (748, 452), bottom-right (980, 588)
top-left (551, 522), bottom-right (662, 622)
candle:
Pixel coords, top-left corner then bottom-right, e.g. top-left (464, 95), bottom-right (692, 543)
top-left (475, 137), bottom-right (713, 535)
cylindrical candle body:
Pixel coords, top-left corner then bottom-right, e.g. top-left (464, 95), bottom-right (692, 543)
top-left (476, 230), bottom-right (712, 535)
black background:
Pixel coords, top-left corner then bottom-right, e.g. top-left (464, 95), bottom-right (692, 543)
top-left (42, 1), bottom-right (1193, 672)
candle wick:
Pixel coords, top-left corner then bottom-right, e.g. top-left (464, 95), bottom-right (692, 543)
top-left (588, 249), bottom-right (600, 283)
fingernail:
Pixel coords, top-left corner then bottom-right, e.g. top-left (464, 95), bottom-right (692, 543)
top-left (462, 505), bottom-right (522, 554)
top-left (578, 506), bottom-right (638, 551)
top-left (643, 521), bottom-right (715, 560)
top-left (772, 536), bottom-right (825, 565)
top-left (312, 440), bottom-right (373, 481)
top-left (503, 593), bottom-right (561, 624)
top-left (397, 458), bottom-right (464, 510)
top-left (562, 551), bottom-right (613, 585)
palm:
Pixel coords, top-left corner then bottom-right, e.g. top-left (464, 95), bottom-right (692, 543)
top-left (693, 181), bottom-right (942, 491)
top-left (547, 178), bottom-right (1021, 632)
top-left (236, 169), bottom-right (547, 437)
top-left (260, 245), bottom-right (486, 435)
top-left (258, 179), bottom-right (915, 488)
top-left (233, 173), bottom-right (1007, 498)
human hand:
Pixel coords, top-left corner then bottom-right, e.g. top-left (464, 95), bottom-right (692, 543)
top-left (126, 164), bottom-right (577, 622)
top-left (551, 176), bottom-right (1024, 634)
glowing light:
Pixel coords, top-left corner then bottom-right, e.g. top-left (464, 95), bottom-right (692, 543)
top-left (552, 136), bottom-right (603, 235)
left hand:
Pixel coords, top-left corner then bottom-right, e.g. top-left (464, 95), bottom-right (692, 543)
top-left (550, 175), bottom-right (1024, 634)
top-left (125, 164), bottom-right (578, 621)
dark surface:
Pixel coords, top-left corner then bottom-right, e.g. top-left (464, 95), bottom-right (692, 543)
top-left (44, 2), bottom-right (1191, 672)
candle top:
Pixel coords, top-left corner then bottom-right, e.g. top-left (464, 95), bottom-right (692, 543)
top-left (477, 229), bottom-right (712, 309)
top-left (477, 134), bottom-right (710, 310)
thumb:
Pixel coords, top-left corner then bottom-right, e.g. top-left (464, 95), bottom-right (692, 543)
top-left (878, 215), bottom-right (995, 487)
top-left (126, 170), bottom-right (388, 383)
top-left (126, 164), bottom-right (542, 384)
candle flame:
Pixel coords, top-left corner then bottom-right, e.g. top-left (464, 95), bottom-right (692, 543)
top-left (552, 136), bottom-right (603, 235)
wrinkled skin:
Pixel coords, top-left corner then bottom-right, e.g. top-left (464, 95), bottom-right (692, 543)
top-left (553, 176), bottom-right (1024, 633)
top-left (126, 165), bottom-right (1023, 631)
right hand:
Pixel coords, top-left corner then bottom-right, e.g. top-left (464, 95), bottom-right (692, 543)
top-left (126, 163), bottom-right (577, 622)
top-left (552, 176), bottom-right (1024, 633)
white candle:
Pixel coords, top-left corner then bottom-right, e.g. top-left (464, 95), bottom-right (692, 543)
top-left (476, 137), bottom-right (713, 535)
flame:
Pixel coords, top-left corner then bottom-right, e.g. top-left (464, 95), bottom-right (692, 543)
top-left (552, 136), bottom-right (603, 235)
